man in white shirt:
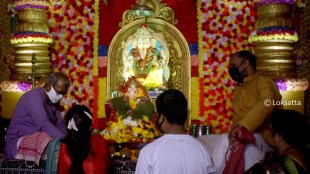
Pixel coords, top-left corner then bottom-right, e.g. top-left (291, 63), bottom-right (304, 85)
top-left (135, 89), bottom-right (217, 174)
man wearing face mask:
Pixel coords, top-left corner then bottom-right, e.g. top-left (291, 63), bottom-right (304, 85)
top-left (224, 50), bottom-right (282, 173)
top-left (3, 72), bottom-right (70, 163)
top-left (197, 50), bottom-right (282, 173)
top-left (135, 89), bottom-right (216, 174)
top-left (228, 50), bottom-right (282, 143)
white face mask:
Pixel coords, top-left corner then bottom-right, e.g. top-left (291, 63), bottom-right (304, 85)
top-left (46, 86), bottom-right (63, 103)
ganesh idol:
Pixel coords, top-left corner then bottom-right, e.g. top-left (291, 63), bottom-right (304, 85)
top-left (122, 24), bottom-right (170, 90)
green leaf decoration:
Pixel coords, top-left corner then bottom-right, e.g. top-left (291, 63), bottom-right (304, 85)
top-left (110, 97), bottom-right (130, 116)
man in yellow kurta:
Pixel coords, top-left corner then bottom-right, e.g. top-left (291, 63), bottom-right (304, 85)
top-left (224, 50), bottom-right (282, 174)
top-left (228, 50), bottom-right (282, 142)
top-left (198, 50), bottom-right (283, 173)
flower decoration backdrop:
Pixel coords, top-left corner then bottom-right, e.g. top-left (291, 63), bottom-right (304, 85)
top-left (46, 0), bottom-right (307, 133)
top-left (196, 0), bottom-right (256, 133)
top-left (46, 0), bottom-right (256, 132)
top-left (48, 0), bottom-right (96, 121)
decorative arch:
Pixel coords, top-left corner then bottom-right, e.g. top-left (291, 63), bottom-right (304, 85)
top-left (107, 0), bottom-right (191, 125)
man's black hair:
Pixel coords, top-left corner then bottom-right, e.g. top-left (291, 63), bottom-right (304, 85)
top-left (46, 72), bottom-right (70, 89)
top-left (232, 50), bottom-right (257, 70)
top-left (155, 89), bottom-right (187, 125)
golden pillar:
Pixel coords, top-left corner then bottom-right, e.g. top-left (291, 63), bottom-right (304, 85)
top-left (249, 3), bottom-right (297, 79)
top-left (0, 0), bottom-right (53, 118)
top-left (10, 0), bottom-right (53, 81)
top-left (249, 2), bottom-right (309, 114)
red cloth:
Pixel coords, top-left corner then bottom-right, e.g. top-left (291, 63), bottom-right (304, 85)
top-left (223, 127), bottom-right (256, 174)
top-left (15, 132), bottom-right (52, 164)
top-left (58, 135), bottom-right (111, 174)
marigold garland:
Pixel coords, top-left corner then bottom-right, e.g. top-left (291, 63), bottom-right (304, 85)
top-left (11, 32), bottom-right (53, 44)
top-left (190, 77), bottom-right (200, 120)
top-left (93, 0), bottom-right (99, 77)
top-left (101, 116), bottom-right (159, 143)
top-left (249, 28), bottom-right (298, 43)
top-left (14, 0), bottom-right (51, 10)
top-left (98, 78), bottom-right (107, 118)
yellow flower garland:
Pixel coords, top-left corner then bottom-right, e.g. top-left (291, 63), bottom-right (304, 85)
top-left (191, 77), bottom-right (200, 120)
top-left (93, 0), bottom-right (99, 77)
top-left (98, 78), bottom-right (107, 118)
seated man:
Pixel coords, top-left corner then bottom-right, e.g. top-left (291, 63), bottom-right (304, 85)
top-left (135, 89), bottom-right (216, 174)
top-left (4, 72), bottom-right (70, 164)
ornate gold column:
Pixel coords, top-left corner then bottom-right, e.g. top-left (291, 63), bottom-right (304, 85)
top-left (249, 3), bottom-right (298, 79)
top-left (249, 1), bottom-right (309, 114)
top-left (0, 0), bottom-right (53, 119)
top-left (10, 0), bottom-right (53, 81)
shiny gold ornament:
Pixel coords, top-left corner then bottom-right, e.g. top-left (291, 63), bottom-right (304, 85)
top-left (256, 4), bottom-right (292, 29)
top-left (15, 9), bottom-right (49, 33)
top-left (17, 9), bottom-right (47, 21)
top-left (10, 4), bottom-right (53, 81)
top-left (15, 22), bottom-right (49, 33)
top-left (12, 43), bottom-right (52, 80)
top-left (253, 3), bottom-right (296, 79)
top-left (120, 0), bottom-right (178, 27)
top-left (255, 16), bottom-right (292, 29)
top-left (257, 4), bottom-right (291, 17)
top-left (254, 41), bottom-right (296, 79)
